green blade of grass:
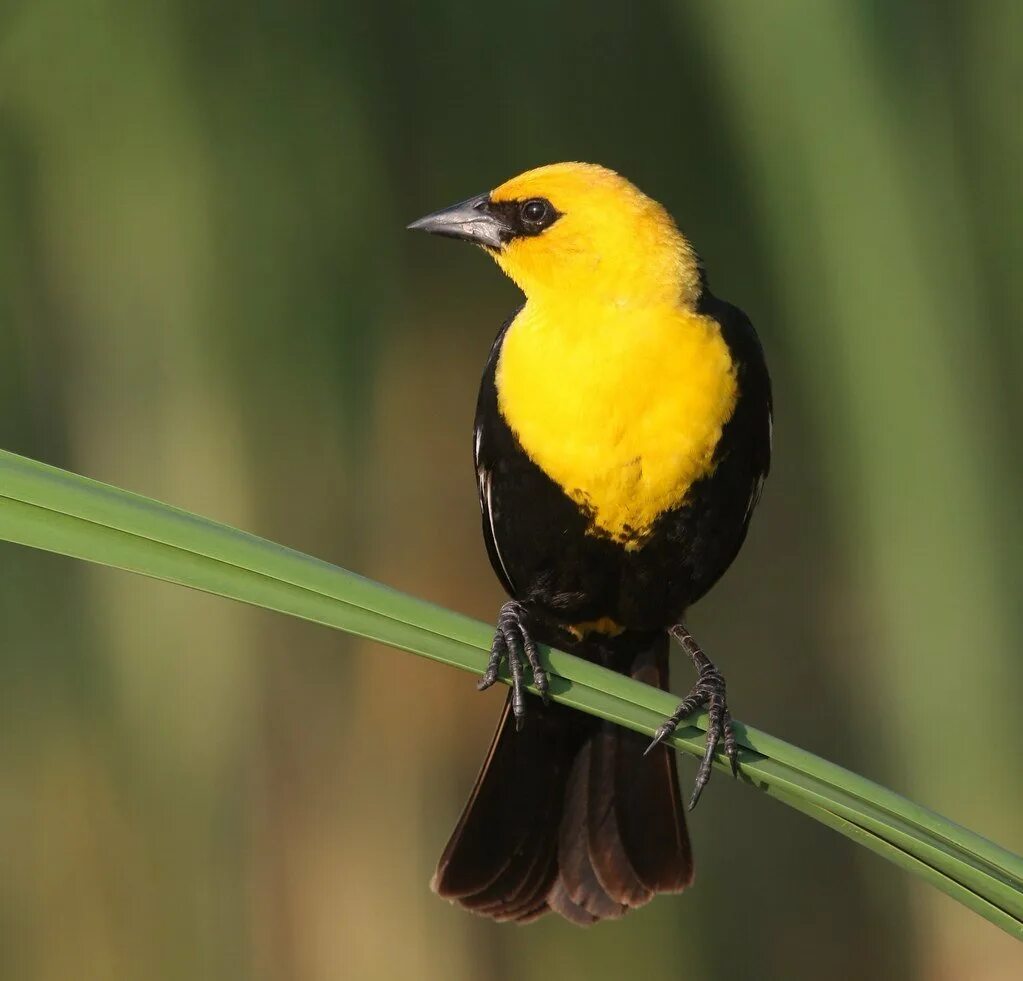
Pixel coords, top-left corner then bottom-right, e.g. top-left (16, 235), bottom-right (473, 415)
top-left (1, 448), bottom-right (1020, 938)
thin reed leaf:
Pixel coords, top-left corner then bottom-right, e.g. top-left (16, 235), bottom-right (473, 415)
top-left (0, 448), bottom-right (1020, 939)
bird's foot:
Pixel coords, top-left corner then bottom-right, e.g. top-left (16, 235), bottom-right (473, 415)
top-left (477, 600), bottom-right (549, 730)
top-left (644, 623), bottom-right (738, 810)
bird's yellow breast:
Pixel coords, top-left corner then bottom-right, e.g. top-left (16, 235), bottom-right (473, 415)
top-left (496, 299), bottom-right (738, 547)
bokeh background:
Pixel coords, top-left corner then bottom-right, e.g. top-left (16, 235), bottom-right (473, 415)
top-left (1, 2), bottom-right (1020, 978)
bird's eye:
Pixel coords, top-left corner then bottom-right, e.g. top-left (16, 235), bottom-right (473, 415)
top-left (520, 198), bottom-right (549, 226)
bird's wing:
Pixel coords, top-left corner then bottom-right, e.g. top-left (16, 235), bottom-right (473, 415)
top-left (744, 398), bottom-right (772, 522)
top-left (710, 294), bottom-right (773, 526)
top-left (473, 308), bottom-right (523, 598)
top-left (475, 429), bottom-right (516, 596)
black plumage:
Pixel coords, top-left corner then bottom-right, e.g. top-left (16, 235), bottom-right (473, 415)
top-left (409, 163), bottom-right (772, 925)
top-left (474, 289), bottom-right (771, 628)
top-left (434, 283), bottom-right (771, 922)
top-left (434, 635), bottom-right (693, 922)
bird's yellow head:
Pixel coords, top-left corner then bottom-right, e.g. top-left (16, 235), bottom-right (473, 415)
top-left (408, 162), bottom-right (702, 308)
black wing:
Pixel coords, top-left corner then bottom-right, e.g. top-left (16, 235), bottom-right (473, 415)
top-left (473, 308), bottom-right (523, 598)
top-left (701, 290), bottom-right (773, 529)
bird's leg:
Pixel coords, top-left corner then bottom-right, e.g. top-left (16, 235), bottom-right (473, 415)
top-left (477, 600), bottom-right (549, 730)
top-left (645, 623), bottom-right (738, 809)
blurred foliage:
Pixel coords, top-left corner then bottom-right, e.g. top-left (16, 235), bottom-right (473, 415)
top-left (0, 1), bottom-right (1020, 979)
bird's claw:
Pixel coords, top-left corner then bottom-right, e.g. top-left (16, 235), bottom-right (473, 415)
top-left (646, 624), bottom-right (740, 809)
top-left (477, 601), bottom-right (549, 729)
top-left (643, 720), bottom-right (676, 756)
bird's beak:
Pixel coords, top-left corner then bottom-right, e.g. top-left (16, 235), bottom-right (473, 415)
top-left (407, 193), bottom-right (512, 250)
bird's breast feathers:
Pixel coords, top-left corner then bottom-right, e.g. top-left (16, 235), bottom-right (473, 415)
top-left (496, 300), bottom-right (738, 547)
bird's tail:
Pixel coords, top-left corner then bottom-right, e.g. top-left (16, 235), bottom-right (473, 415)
top-left (431, 633), bottom-right (693, 924)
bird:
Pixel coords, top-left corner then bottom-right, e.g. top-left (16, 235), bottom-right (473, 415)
top-left (407, 162), bottom-right (772, 924)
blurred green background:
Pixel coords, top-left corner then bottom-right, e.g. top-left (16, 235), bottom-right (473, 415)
top-left (1, 1), bottom-right (1020, 978)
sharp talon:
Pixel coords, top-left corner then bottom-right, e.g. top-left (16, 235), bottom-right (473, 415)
top-left (664, 623), bottom-right (740, 806)
top-left (724, 737), bottom-right (739, 775)
top-left (688, 780), bottom-right (707, 811)
top-left (480, 601), bottom-right (545, 726)
top-left (519, 624), bottom-right (549, 705)
top-left (644, 721), bottom-right (673, 756)
top-left (722, 710), bottom-right (740, 777)
top-left (725, 738), bottom-right (740, 776)
top-left (688, 762), bottom-right (712, 810)
top-left (533, 669), bottom-right (550, 700)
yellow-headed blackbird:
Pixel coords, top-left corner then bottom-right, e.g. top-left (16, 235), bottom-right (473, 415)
top-left (408, 163), bottom-right (772, 924)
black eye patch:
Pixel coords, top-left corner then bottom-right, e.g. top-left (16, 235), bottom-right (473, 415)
top-left (487, 196), bottom-right (562, 240)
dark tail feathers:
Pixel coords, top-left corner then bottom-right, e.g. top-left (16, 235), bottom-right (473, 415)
top-left (432, 633), bottom-right (693, 924)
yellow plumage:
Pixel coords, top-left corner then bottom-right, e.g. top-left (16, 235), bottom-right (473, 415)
top-left (489, 163), bottom-right (739, 545)
top-left (409, 159), bottom-right (773, 921)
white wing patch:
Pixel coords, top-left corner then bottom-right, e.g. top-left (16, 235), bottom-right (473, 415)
top-left (476, 420), bottom-right (513, 591)
top-left (745, 472), bottom-right (766, 522)
top-left (479, 465), bottom-right (515, 592)
top-left (745, 406), bottom-right (773, 522)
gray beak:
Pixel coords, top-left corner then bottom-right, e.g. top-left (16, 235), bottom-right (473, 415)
top-left (407, 193), bottom-right (512, 250)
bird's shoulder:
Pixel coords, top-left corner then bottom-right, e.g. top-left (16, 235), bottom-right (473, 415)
top-left (697, 290), bottom-right (769, 383)
top-left (697, 287), bottom-right (773, 511)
